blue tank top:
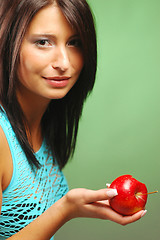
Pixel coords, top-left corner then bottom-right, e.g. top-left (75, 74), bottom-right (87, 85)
top-left (0, 107), bottom-right (69, 240)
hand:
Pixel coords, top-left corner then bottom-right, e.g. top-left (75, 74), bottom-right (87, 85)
top-left (62, 188), bottom-right (147, 226)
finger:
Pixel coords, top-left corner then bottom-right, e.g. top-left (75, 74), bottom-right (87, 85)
top-left (119, 210), bottom-right (147, 225)
top-left (105, 208), bottom-right (147, 225)
top-left (84, 188), bottom-right (118, 203)
top-left (106, 183), bottom-right (111, 188)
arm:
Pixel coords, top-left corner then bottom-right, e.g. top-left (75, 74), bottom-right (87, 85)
top-left (6, 188), bottom-right (146, 240)
top-left (0, 128), bottom-right (146, 240)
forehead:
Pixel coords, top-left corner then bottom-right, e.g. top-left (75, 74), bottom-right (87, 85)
top-left (25, 4), bottom-right (76, 37)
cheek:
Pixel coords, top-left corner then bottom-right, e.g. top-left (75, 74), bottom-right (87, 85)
top-left (78, 57), bottom-right (84, 72)
top-left (72, 53), bottom-right (84, 75)
top-left (18, 55), bottom-right (34, 79)
top-left (19, 49), bottom-right (48, 77)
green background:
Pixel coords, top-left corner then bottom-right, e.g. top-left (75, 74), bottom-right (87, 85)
top-left (56, 0), bottom-right (160, 239)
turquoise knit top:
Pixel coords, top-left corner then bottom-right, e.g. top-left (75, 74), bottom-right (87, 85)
top-left (0, 107), bottom-right (69, 240)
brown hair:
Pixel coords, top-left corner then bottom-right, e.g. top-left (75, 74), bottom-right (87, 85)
top-left (0, 0), bottom-right (97, 169)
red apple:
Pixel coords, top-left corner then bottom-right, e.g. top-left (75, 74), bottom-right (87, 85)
top-left (109, 175), bottom-right (148, 216)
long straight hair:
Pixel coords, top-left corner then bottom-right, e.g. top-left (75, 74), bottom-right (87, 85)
top-left (0, 0), bottom-right (97, 170)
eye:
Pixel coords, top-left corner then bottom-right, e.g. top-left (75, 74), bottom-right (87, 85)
top-left (35, 39), bottom-right (53, 48)
top-left (68, 38), bottom-right (82, 48)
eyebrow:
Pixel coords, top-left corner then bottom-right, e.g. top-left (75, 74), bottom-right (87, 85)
top-left (30, 34), bottom-right (56, 38)
top-left (28, 33), bottom-right (79, 39)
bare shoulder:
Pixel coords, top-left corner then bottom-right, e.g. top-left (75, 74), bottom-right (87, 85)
top-left (0, 126), bottom-right (13, 193)
top-left (0, 126), bottom-right (6, 214)
top-left (0, 182), bottom-right (2, 215)
top-left (0, 126), bottom-right (7, 183)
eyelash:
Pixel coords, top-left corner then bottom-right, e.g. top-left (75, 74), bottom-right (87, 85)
top-left (68, 39), bottom-right (82, 48)
top-left (35, 39), bottom-right (52, 48)
top-left (34, 38), bottom-right (82, 49)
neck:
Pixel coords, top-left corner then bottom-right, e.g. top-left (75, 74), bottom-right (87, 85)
top-left (23, 101), bottom-right (49, 152)
top-left (16, 89), bottom-right (51, 152)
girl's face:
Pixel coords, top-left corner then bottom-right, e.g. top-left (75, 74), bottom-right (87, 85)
top-left (17, 4), bottom-right (84, 103)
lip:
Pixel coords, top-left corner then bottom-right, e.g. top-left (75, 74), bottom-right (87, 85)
top-left (43, 76), bottom-right (71, 81)
top-left (43, 76), bottom-right (71, 88)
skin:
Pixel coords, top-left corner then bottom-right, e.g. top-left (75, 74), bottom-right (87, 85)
top-left (0, 3), bottom-right (147, 240)
top-left (17, 3), bottom-right (84, 150)
top-left (17, 3), bottom-right (84, 103)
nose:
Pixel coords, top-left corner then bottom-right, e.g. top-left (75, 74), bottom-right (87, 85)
top-left (52, 46), bottom-right (70, 72)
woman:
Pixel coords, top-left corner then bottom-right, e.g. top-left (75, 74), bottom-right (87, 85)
top-left (0, 0), bottom-right (147, 239)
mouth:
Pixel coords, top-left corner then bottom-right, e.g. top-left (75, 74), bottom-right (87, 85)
top-left (42, 76), bottom-right (71, 88)
top-left (43, 76), bottom-right (71, 81)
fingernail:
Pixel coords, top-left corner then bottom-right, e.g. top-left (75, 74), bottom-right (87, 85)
top-left (106, 183), bottom-right (111, 188)
top-left (107, 189), bottom-right (118, 198)
top-left (141, 210), bottom-right (147, 218)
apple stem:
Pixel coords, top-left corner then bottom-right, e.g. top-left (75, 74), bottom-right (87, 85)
top-left (138, 191), bottom-right (158, 196)
top-left (146, 191), bottom-right (158, 195)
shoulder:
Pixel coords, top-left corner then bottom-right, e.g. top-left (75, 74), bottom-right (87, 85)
top-left (0, 126), bottom-right (7, 183)
top-left (0, 127), bottom-right (4, 213)
top-left (0, 126), bottom-right (13, 192)
top-left (0, 107), bottom-right (13, 206)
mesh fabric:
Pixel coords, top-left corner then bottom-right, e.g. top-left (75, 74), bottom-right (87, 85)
top-left (0, 108), bottom-right (69, 239)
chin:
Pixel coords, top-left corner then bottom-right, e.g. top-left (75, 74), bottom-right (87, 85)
top-left (49, 93), bottom-right (68, 100)
top-left (47, 87), bottom-right (73, 100)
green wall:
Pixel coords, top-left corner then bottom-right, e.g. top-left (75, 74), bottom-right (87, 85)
top-left (56, 0), bottom-right (160, 239)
